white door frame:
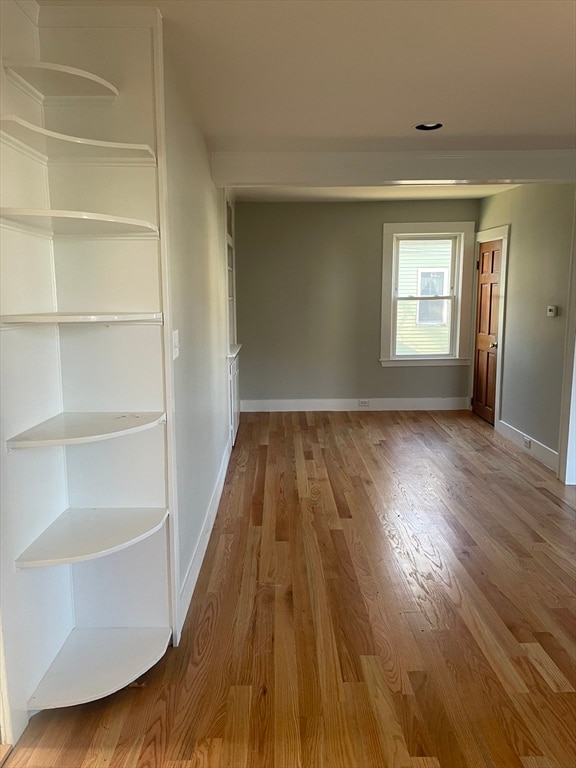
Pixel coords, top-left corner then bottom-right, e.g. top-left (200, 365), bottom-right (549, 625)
top-left (473, 226), bottom-right (510, 428)
top-left (558, 208), bottom-right (576, 483)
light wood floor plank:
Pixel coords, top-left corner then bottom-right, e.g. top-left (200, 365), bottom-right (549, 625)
top-left (5, 411), bottom-right (575, 768)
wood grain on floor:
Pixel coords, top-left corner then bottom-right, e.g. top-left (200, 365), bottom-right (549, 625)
top-left (6, 411), bottom-right (576, 767)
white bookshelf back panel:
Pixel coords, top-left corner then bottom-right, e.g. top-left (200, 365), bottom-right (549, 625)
top-left (48, 165), bottom-right (158, 227)
top-left (0, 228), bottom-right (55, 315)
top-left (0, 142), bottom-right (49, 209)
top-left (1, 446), bottom-right (68, 561)
top-left (0, 327), bottom-right (62, 440)
top-left (72, 526), bottom-right (170, 627)
top-left (54, 239), bottom-right (161, 312)
top-left (10, 565), bottom-right (75, 709)
top-left (41, 27), bottom-right (156, 148)
top-left (65, 426), bottom-right (166, 508)
top-left (60, 325), bottom-right (164, 411)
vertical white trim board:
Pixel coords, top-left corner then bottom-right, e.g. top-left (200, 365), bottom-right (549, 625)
top-left (241, 397), bottom-right (470, 412)
top-left (495, 419), bottom-right (559, 472)
top-left (177, 437), bottom-right (232, 634)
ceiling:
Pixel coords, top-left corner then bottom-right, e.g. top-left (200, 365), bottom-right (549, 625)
top-left (38, 0), bottom-right (575, 200)
top-left (235, 183), bottom-right (519, 202)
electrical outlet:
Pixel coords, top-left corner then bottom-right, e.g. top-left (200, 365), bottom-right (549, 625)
top-left (358, 399), bottom-right (370, 408)
top-left (523, 436), bottom-right (531, 449)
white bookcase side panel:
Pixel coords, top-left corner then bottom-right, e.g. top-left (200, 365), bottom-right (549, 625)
top-left (60, 325), bottom-right (165, 412)
top-left (65, 426), bottom-right (167, 508)
top-left (41, 27), bottom-right (157, 149)
top-left (16, 507), bottom-right (168, 567)
top-left (0, 228), bottom-right (56, 315)
top-left (72, 527), bottom-right (170, 627)
top-left (0, 142), bottom-right (49, 209)
top-left (0, 327), bottom-right (63, 442)
top-left (28, 627), bottom-right (171, 710)
top-left (54, 239), bottom-right (161, 313)
top-left (48, 165), bottom-right (159, 227)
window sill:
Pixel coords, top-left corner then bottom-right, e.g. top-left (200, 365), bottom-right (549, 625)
top-left (379, 358), bottom-right (471, 368)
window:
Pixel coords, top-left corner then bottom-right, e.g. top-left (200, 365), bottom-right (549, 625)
top-left (381, 222), bottom-right (476, 365)
top-left (416, 268), bottom-right (450, 325)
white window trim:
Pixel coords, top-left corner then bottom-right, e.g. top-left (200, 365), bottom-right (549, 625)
top-left (381, 221), bottom-right (476, 366)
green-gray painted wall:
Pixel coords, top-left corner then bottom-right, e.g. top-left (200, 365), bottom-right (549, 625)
top-left (236, 200), bottom-right (480, 402)
top-left (479, 183), bottom-right (576, 451)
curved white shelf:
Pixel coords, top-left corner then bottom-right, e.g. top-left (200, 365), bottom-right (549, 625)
top-left (3, 60), bottom-right (118, 102)
top-left (0, 312), bottom-right (163, 325)
top-left (7, 411), bottom-right (165, 449)
top-left (0, 208), bottom-right (159, 236)
top-left (226, 343), bottom-right (242, 359)
top-left (0, 115), bottom-right (155, 162)
top-left (28, 627), bottom-right (171, 710)
top-left (16, 507), bottom-right (168, 568)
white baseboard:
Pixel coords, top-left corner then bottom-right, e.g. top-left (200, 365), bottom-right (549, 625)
top-left (496, 419), bottom-right (558, 472)
top-left (176, 436), bottom-right (232, 634)
top-left (241, 397), bottom-right (470, 412)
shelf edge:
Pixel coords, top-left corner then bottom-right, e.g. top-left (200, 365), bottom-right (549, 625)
top-left (16, 508), bottom-right (169, 568)
top-left (6, 412), bottom-right (166, 449)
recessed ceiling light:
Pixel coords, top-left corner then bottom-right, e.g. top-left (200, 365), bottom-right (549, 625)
top-left (415, 122), bottom-right (443, 131)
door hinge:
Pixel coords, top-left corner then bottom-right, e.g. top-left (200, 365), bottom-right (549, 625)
top-left (470, 396), bottom-right (474, 405)
top-left (476, 260), bottom-right (480, 270)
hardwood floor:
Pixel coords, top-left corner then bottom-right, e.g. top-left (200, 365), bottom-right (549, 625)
top-left (6, 411), bottom-right (576, 768)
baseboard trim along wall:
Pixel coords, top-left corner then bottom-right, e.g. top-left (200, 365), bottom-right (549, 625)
top-left (496, 419), bottom-right (559, 472)
top-left (177, 436), bottom-right (232, 633)
top-left (241, 397), bottom-right (470, 412)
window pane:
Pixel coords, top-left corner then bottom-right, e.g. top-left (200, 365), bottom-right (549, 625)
top-left (418, 298), bottom-right (446, 325)
top-left (395, 299), bottom-right (452, 356)
top-left (420, 271), bottom-right (445, 296)
top-left (397, 239), bottom-right (452, 297)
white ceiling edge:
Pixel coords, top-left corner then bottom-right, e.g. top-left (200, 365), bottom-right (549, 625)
top-left (232, 183), bottom-right (520, 203)
top-left (213, 149), bottom-right (576, 191)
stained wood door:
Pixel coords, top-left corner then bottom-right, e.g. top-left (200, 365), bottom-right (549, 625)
top-left (473, 239), bottom-right (501, 424)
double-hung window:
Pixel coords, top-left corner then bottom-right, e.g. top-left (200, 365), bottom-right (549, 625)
top-left (381, 222), bottom-right (475, 365)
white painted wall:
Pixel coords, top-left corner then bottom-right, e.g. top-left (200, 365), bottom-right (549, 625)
top-left (162, 54), bottom-right (231, 629)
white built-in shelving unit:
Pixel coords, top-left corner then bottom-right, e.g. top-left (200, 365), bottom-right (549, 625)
top-left (225, 195), bottom-right (241, 443)
top-left (3, 60), bottom-right (119, 101)
top-left (6, 411), bottom-right (166, 449)
top-left (0, 115), bottom-right (155, 162)
top-left (0, 9), bottom-right (174, 731)
top-left (16, 507), bottom-right (169, 568)
top-left (28, 627), bottom-right (172, 710)
top-left (0, 312), bottom-right (163, 324)
top-left (0, 208), bottom-right (158, 236)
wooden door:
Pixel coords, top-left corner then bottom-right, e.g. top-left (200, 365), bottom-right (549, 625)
top-left (473, 240), bottom-right (501, 424)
